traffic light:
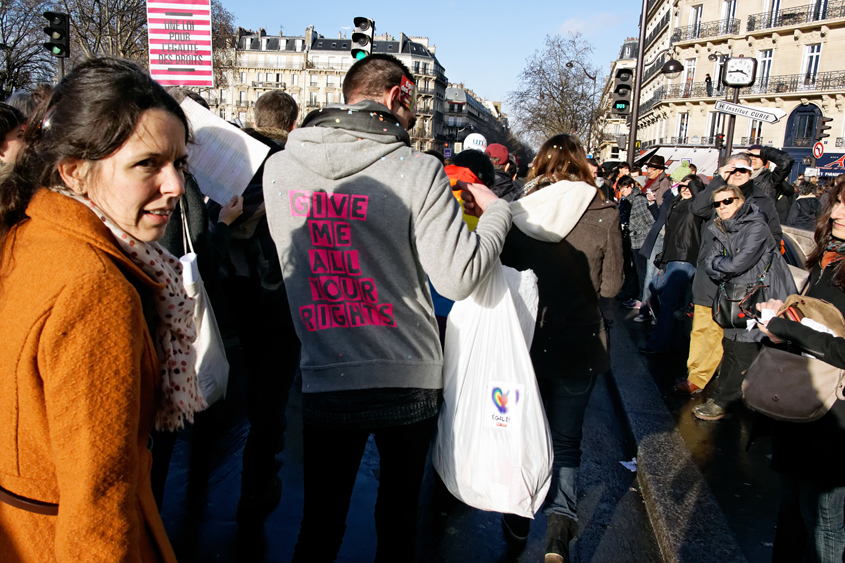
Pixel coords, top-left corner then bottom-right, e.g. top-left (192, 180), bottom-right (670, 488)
top-left (42, 12), bottom-right (69, 58)
top-left (351, 17), bottom-right (375, 60)
top-left (816, 116), bottom-right (833, 141)
top-left (715, 133), bottom-right (725, 150)
top-left (611, 68), bottom-right (633, 116)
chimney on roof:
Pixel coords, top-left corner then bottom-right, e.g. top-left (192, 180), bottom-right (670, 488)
top-left (305, 25), bottom-right (314, 46)
top-left (259, 28), bottom-right (266, 37)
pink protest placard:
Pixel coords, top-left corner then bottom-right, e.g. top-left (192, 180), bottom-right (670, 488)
top-left (147, 0), bottom-right (214, 87)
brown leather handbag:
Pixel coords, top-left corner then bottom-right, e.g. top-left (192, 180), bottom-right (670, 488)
top-left (742, 294), bottom-right (845, 422)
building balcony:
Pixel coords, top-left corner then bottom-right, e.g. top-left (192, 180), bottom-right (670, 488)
top-left (791, 137), bottom-right (814, 148)
top-left (663, 81), bottom-right (728, 99)
top-left (836, 137), bottom-right (845, 148)
top-left (310, 62), bottom-right (353, 71)
top-left (309, 82), bottom-right (320, 88)
top-left (671, 18), bottom-right (740, 42)
top-left (741, 136), bottom-right (764, 146)
top-left (738, 71), bottom-right (845, 95)
top-left (252, 81), bottom-right (287, 88)
top-left (306, 101), bottom-right (325, 108)
top-left (417, 106), bottom-right (433, 115)
top-left (645, 11), bottom-right (670, 48)
top-left (747, 0), bottom-right (845, 32)
top-left (418, 87), bottom-right (435, 96)
top-left (641, 53), bottom-right (667, 85)
top-left (204, 96), bottom-right (219, 106)
top-left (235, 101), bottom-right (249, 108)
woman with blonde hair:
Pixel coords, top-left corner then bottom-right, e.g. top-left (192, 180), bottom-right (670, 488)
top-left (499, 133), bottom-right (623, 562)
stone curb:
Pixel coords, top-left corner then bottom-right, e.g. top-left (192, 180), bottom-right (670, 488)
top-left (603, 306), bottom-right (748, 563)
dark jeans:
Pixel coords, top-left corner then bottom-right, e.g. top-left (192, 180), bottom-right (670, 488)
top-left (713, 338), bottom-right (761, 409)
top-left (292, 416), bottom-right (437, 563)
top-left (633, 248), bottom-right (648, 303)
top-left (647, 261), bottom-right (695, 352)
top-left (773, 475), bottom-right (845, 563)
top-left (225, 276), bottom-right (301, 488)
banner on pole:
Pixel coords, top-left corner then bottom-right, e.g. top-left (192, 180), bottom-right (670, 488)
top-left (147, 0), bottom-right (214, 87)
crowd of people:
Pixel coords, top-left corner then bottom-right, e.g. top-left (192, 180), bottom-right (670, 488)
top-left (0, 52), bottom-right (843, 563)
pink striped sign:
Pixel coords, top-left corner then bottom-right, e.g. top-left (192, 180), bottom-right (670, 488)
top-left (147, 0), bottom-right (214, 87)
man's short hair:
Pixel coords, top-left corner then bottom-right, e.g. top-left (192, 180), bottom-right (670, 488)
top-left (166, 87), bottom-right (210, 110)
top-left (798, 180), bottom-right (817, 196)
top-left (342, 54), bottom-right (414, 104)
top-left (689, 163), bottom-right (697, 173)
top-left (254, 90), bottom-right (298, 131)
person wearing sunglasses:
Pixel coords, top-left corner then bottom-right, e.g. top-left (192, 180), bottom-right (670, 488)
top-left (692, 183), bottom-right (796, 420)
top-left (745, 144), bottom-right (795, 224)
top-left (677, 154), bottom-right (784, 396)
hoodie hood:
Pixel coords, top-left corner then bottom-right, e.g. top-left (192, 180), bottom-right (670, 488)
top-left (510, 179), bottom-right (600, 243)
top-left (285, 100), bottom-right (411, 181)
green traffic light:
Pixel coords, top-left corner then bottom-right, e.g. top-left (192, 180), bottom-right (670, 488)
top-left (356, 51), bottom-right (366, 60)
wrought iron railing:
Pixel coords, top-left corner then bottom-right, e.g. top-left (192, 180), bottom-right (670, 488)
top-left (645, 11), bottom-right (670, 48)
top-left (641, 53), bottom-right (667, 85)
top-left (738, 71), bottom-right (845, 95)
top-left (417, 106), bottom-right (433, 115)
top-left (638, 87), bottom-right (663, 115)
top-left (836, 137), bottom-right (845, 148)
top-left (418, 87), bottom-right (435, 96)
top-left (740, 137), bottom-right (764, 145)
top-left (791, 137), bottom-right (814, 147)
top-left (672, 18), bottom-right (740, 42)
top-left (663, 81), bottom-right (728, 98)
top-left (671, 136), bottom-right (689, 144)
top-left (747, 0), bottom-right (845, 32)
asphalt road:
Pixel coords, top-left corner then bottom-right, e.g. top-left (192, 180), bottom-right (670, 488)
top-left (159, 342), bottom-right (661, 562)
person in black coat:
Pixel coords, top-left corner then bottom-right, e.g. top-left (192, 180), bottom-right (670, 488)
top-left (746, 144), bottom-right (794, 224)
top-left (692, 182), bottom-right (796, 421)
top-left (786, 180), bottom-right (822, 231)
top-left (640, 175), bottom-right (704, 354)
top-left (755, 185), bottom-right (845, 562)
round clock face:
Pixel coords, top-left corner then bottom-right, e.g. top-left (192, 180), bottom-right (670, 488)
top-left (723, 57), bottom-right (758, 87)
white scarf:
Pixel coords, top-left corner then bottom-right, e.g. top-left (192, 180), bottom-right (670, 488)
top-left (67, 192), bottom-right (206, 430)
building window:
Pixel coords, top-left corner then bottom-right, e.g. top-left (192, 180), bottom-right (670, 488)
top-left (677, 113), bottom-right (689, 140)
top-left (802, 44), bottom-right (822, 87)
top-left (292, 74), bottom-right (298, 86)
top-left (239, 91), bottom-right (246, 103)
top-left (239, 72), bottom-right (246, 84)
top-left (748, 119), bottom-right (763, 144)
top-left (456, 116), bottom-right (463, 127)
top-left (309, 92), bottom-right (317, 105)
top-left (327, 93), bottom-right (334, 104)
top-left (414, 61), bottom-right (420, 73)
top-left (722, 0), bottom-right (737, 20)
top-left (448, 116), bottom-right (454, 126)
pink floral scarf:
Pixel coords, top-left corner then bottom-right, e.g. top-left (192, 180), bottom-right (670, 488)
top-left (67, 192), bottom-right (206, 430)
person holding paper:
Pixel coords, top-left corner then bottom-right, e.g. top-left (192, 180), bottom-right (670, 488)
top-left (0, 57), bottom-right (186, 563)
top-left (207, 90), bottom-right (302, 527)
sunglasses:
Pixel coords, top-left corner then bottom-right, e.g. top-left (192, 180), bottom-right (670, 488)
top-left (712, 197), bottom-right (738, 208)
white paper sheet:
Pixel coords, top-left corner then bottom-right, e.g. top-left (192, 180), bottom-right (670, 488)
top-left (180, 97), bottom-right (271, 204)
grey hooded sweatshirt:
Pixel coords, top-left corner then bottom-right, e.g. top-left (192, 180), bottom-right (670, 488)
top-left (263, 101), bottom-right (512, 397)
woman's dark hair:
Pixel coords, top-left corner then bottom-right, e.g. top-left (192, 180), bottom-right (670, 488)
top-left (451, 149), bottom-right (495, 188)
top-left (527, 133), bottom-right (595, 189)
top-left (0, 57), bottom-right (189, 238)
top-left (798, 180), bottom-right (817, 196)
top-left (617, 175), bottom-right (636, 190)
top-left (681, 174), bottom-right (705, 197)
top-left (0, 103), bottom-right (25, 140)
top-left (807, 176), bottom-right (845, 288)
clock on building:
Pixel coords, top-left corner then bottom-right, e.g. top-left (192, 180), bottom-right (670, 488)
top-left (722, 57), bottom-right (758, 88)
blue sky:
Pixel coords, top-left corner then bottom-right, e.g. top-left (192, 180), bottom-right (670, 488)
top-left (218, 0), bottom-right (641, 113)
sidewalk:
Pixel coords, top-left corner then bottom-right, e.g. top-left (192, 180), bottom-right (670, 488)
top-left (609, 299), bottom-right (781, 563)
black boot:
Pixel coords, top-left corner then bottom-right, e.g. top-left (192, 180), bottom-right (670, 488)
top-left (545, 514), bottom-right (578, 563)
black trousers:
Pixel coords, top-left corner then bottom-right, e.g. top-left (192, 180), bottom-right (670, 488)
top-left (225, 276), bottom-right (301, 488)
top-left (713, 338), bottom-right (761, 408)
top-left (292, 416), bottom-right (437, 563)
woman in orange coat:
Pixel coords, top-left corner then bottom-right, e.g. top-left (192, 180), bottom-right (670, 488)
top-left (0, 57), bottom-right (202, 562)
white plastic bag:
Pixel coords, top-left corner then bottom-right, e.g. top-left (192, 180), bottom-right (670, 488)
top-left (432, 262), bottom-right (552, 518)
top-left (180, 210), bottom-right (229, 406)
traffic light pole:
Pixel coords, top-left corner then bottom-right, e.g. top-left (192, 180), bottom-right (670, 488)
top-left (58, 58), bottom-right (64, 81)
top-left (626, 0), bottom-right (648, 168)
top-left (722, 86), bottom-right (740, 166)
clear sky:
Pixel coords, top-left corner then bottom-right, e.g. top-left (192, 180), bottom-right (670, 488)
top-left (218, 0), bottom-right (641, 113)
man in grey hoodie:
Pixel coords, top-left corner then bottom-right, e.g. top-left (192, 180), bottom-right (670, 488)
top-left (262, 54), bottom-right (510, 561)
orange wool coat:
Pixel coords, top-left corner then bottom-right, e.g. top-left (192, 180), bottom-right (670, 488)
top-left (0, 189), bottom-right (178, 562)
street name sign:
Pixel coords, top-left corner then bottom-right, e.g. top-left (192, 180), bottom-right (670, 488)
top-left (147, 0), bottom-right (214, 87)
top-left (714, 100), bottom-right (786, 124)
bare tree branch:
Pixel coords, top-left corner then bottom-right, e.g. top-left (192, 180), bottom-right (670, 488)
top-left (508, 33), bottom-right (606, 149)
top-left (0, 0), bottom-right (54, 96)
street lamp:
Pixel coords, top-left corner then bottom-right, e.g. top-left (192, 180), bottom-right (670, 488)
top-left (626, 0), bottom-right (688, 168)
top-left (566, 60), bottom-right (598, 154)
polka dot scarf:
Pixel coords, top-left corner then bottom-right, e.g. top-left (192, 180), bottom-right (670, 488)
top-left (67, 192), bottom-right (206, 430)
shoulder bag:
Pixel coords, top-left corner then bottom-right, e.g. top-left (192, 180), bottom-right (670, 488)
top-left (712, 257), bottom-right (772, 329)
top-left (742, 291), bottom-right (845, 422)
